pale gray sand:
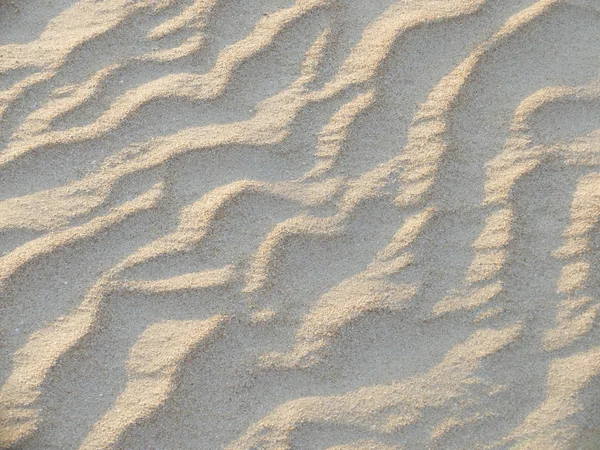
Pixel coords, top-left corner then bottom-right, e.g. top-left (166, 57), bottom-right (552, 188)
top-left (1, 0), bottom-right (600, 449)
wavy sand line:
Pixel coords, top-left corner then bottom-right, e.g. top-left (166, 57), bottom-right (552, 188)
top-left (544, 172), bottom-right (600, 351)
top-left (116, 266), bottom-right (237, 293)
top-left (3, 0), bottom-right (486, 195)
top-left (0, 0), bottom-right (165, 73)
top-left (0, 184), bottom-right (165, 446)
top-left (0, 0), bottom-right (329, 168)
top-left (260, 208), bottom-right (433, 367)
top-left (396, 0), bottom-right (561, 208)
top-left (0, 183), bottom-right (164, 286)
top-left (230, 324), bottom-right (522, 449)
top-left (433, 79), bottom-right (600, 320)
top-left (232, 0), bottom-right (572, 373)
top-left (306, 89), bottom-right (376, 178)
top-left (80, 315), bottom-right (227, 450)
top-left (11, 65), bottom-right (120, 140)
top-left (147, 0), bottom-right (217, 40)
top-left (0, 261), bottom-right (234, 448)
top-left (0, 0), bottom-right (489, 245)
top-left (0, 25), bottom-right (331, 233)
top-left (501, 346), bottom-right (600, 448)
top-left (0, 0), bottom-right (169, 124)
top-left (117, 178), bottom-right (341, 272)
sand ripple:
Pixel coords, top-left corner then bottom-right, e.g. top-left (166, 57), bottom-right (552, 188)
top-left (1, 0), bottom-right (600, 448)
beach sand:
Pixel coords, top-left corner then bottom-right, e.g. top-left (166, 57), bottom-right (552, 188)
top-left (1, 0), bottom-right (600, 448)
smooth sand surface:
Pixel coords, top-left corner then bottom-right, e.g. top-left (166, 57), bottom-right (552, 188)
top-left (1, 0), bottom-right (600, 448)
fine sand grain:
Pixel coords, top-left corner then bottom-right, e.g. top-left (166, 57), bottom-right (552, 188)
top-left (1, 0), bottom-right (600, 448)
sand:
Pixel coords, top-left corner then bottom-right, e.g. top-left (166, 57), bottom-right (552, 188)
top-left (1, 0), bottom-right (600, 448)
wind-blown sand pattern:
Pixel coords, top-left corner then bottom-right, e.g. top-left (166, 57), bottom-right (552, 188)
top-left (1, 0), bottom-right (600, 448)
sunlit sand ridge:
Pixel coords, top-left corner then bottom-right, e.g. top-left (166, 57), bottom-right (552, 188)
top-left (1, 0), bottom-right (600, 448)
